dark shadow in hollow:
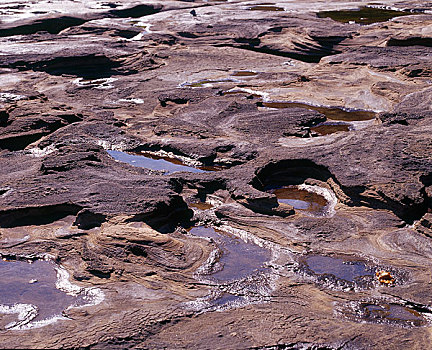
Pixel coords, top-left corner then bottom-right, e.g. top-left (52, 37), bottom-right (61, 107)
top-left (0, 204), bottom-right (82, 228)
top-left (0, 17), bottom-right (87, 37)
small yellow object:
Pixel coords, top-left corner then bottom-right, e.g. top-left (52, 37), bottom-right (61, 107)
top-left (376, 270), bottom-right (395, 285)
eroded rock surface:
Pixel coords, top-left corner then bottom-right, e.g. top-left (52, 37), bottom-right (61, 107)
top-left (1, 0), bottom-right (432, 348)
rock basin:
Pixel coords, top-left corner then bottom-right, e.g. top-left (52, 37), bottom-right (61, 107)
top-left (317, 7), bottom-right (416, 25)
top-left (0, 257), bottom-right (102, 330)
top-left (108, 150), bottom-right (209, 174)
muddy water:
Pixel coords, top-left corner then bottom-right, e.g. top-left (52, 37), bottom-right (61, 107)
top-left (363, 304), bottom-right (425, 325)
top-left (303, 255), bottom-right (375, 282)
top-left (259, 101), bottom-right (376, 122)
top-left (231, 71), bottom-right (258, 77)
top-left (317, 7), bottom-right (414, 25)
top-left (188, 226), bottom-right (270, 282)
top-left (356, 302), bottom-right (429, 326)
top-left (311, 122), bottom-right (351, 135)
top-left (267, 186), bottom-right (328, 214)
top-left (108, 150), bottom-right (212, 174)
top-left (188, 200), bottom-right (213, 210)
top-left (0, 259), bottom-right (85, 328)
top-left (249, 5), bottom-right (284, 12)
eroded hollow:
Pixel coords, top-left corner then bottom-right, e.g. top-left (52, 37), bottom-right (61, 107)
top-left (339, 300), bottom-right (432, 327)
top-left (108, 4), bottom-right (162, 18)
top-left (253, 159), bottom-right (333, 190)
top-left (128, 196), bottom-right (193, 234)
top-left (248, 5), bottom-right (285, 12)
top-left (299, 255), bottom-right (375, 288)
top-left (266, 186), bottom-right (329, 215)
top-left (258, 101), bottom-right (376, 122)
top-left (310, 121), bottom-right (351, 135)
top-left (231, 71), bottom-right (258, 77)
top-left (0, 17), bottom-right (87, 37)
top-left (187, 225), bottom-right (272, 309)
top-left (317, 7), bottom-right (415, 25)
top-left (387, 37), bottom-right (432, 47)
top-left (14, 55), bottom-right (120, 79)
top-left (0, 204), bottom-right (82, 228)
top-left (0, 257), bottom-right (99, 330)
top-left (108, 150), bottom-right (223, 174)
top-left (298, 254), bottom-right (401, 290)
top-left (189, 226), bottom-right (270, 282)
top-left (181, 79), bottom-right (236, 88)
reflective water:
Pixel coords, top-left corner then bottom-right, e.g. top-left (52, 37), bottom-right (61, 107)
top-left (181, 79), bottom-right (235, 88)
top-left (0, 259), bottom-right (85, 328)
top-left (249, 5), bottom-right (284, 12)
top-left (259, 101), bottom-right (375, 121)
top-left (108, 150), bottom-right (208, 174)
top-left (231, 71), bottom-right (258, 77)
top-left (317, 7), bottom-right (414, 25)
top-left (188, 226), bottom-right (270, 282)
top-left (267, 186), bottom-right (328, 214)
top-left (311, 122), bottom-right (350, 135)
top-left (361, 303), bottom-right (427, 326)
top-left (188, 200), bottom-right (214, 210)
top-left (303, 255), bottom-right (375, 282)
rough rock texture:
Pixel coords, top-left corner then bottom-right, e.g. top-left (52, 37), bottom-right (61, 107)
top-left (1, 0), bottom-right (432, 349)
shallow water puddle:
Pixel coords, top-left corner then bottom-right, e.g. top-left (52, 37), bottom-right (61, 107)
top-left (317, 7), bottom-right (415, 25)
top-left (258, 101), bottom-right (376, 122)
top-left (310, 121), bottom-right (351, 135)
top-left (231, 71), bottom-right (258, 77)
top-left (302, 255), bottom-right (375, 283)
top-left (340, 301), bottom-right (431, 327)
top-left (249, 5), bottom-right (284, 12)
top-left (363, 303), bottom-right (425, 326)
top-left (0, 258), bottom-right (99, 330)
top-left (188, 199), bottom-right (214, 210)
top-left (266, 185), bottom-right (329, 215)
top-left (189, 226), bottom-right (270, 282)
top-left (181, 79), bottom-right (236, 88)
top-left (187, 226), bottom-right (273, 310)
top-left (108, 150), bottom-right (213, 174)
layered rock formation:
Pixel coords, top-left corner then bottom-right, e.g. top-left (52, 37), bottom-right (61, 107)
top-left (0, 0), bottom-right (432, 348)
